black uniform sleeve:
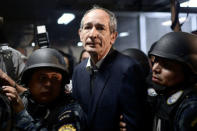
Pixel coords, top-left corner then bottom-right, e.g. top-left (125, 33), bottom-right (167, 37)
top-left (176, 99), bottom-right (197, 131)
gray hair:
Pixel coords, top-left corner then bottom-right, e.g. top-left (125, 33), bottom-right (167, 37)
top-left (80, 5), bottom-right (117, 33)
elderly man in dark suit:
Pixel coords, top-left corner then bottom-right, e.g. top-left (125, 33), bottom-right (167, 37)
top-left (72, 5), bottom-right (146, 131)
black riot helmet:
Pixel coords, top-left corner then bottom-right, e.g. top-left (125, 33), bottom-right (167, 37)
top-left (149, 32), bottom-right (197, 75)
top-left (21, 48), bottom-right (69, 86)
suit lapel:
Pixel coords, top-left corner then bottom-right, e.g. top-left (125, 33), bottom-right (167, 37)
top-left (88, 68), bottom-right (110, 123)
top-left (75, 60), bottom-right (92, 113)
top-left (81, 61), bottom-right (92, 100)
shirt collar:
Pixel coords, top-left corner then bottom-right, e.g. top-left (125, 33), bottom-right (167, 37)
top-left (86, 51), bottom-right (107, 72)
top-left (86, 57), bottom-right (91, 72)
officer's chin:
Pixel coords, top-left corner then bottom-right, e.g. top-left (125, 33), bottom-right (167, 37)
top-left (35, 97), bottom-right (55, 105)
top-left (152, 82), bottom-right (167, 94)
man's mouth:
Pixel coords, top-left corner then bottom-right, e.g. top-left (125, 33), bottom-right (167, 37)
top-left (86, 42), bottom-right (95, 45)
top-left (86, 42), bottom-right (97, 47)
top-left (152, 76), bottom-right (160, 83)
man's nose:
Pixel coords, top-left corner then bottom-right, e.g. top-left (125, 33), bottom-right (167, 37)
top-left (42, 79), bottom-right (52, 87)
top-left (89, 27), bottom-right (98, 38)
top-left (152, 62), bottom-right (161, 73)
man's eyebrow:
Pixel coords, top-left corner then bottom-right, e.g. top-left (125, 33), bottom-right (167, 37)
top-left (84, 22), bottom-right (92, 26)
top-left (96, 23), bottom-right (105, 27)
top-left (84, 22), bottom-right (105, 27)
top-left (38, 73), bottom-right (46, 76)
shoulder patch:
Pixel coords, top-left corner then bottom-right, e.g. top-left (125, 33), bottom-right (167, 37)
top-left (147, 88), bottom-right (158, 96)
top-left (58, 124), bottom-right (76, 131)
top-left (58, 110), bottom-right (72, 121)
top-left (167, 90), bottom-right (183, 105)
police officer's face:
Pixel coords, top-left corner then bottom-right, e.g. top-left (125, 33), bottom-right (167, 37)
top-left (28, 68), bottom-right (62, 104)
top-left (151, 56), bottom-right (185, 87)
top-left (79, 9), bottom-right (117, 61)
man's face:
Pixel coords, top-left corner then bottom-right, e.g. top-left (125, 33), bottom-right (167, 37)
top-left (28, 68), bottom-right (62, 104)
top-left (151, 56), bottom-right (185, 87)
top-left (79, 9), bottom-right (117, 60)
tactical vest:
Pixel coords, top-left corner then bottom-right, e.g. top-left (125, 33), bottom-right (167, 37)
top-left (21, 91), bottom-right (83, 131)
top-left (153, 88), bottom-right (197, 131)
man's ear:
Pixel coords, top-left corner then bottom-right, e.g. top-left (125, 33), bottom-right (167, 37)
top-left (111, 31), bottom-right (118, 45)
top-left (78, 29), bottom-right (82, 41)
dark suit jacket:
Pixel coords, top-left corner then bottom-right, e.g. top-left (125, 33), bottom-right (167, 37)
top-left (72, 49), bottom-right (147, 131)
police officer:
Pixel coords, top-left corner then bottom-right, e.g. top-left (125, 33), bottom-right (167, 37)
top-left (2, 48), bottom-right (85, 130)
top-left (148, 32), bottom-right (197, 131)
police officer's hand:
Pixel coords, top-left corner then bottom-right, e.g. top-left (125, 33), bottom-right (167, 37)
top-left (0, 69), bottom-right (27, 94)
top-left (2, 86), bottom-right (24, 113)
top-left (120, 115), bottom-right (127, 131)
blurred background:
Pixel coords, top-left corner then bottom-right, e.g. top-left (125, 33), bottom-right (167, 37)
top-left (0, 0), bottom-right (197, 62)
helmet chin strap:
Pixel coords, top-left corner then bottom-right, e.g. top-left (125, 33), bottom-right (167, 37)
top-left (155, 82), bottom-right (188, 96)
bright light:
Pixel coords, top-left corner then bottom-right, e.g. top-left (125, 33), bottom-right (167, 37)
top-left (180, 0), bottom-right (197, 7)
top-left (119, 32), bottom-right (130, 37)
top-left (31, 42), bottom-right (35, 47)
top-left (37, 25), bottom-right (46, 34)
top-left (161, 17), bottom-right (187, 26)
top-left (77, 42), bottom-right (83, 47)
top-left (57, 13), bottom-right (75, 25)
